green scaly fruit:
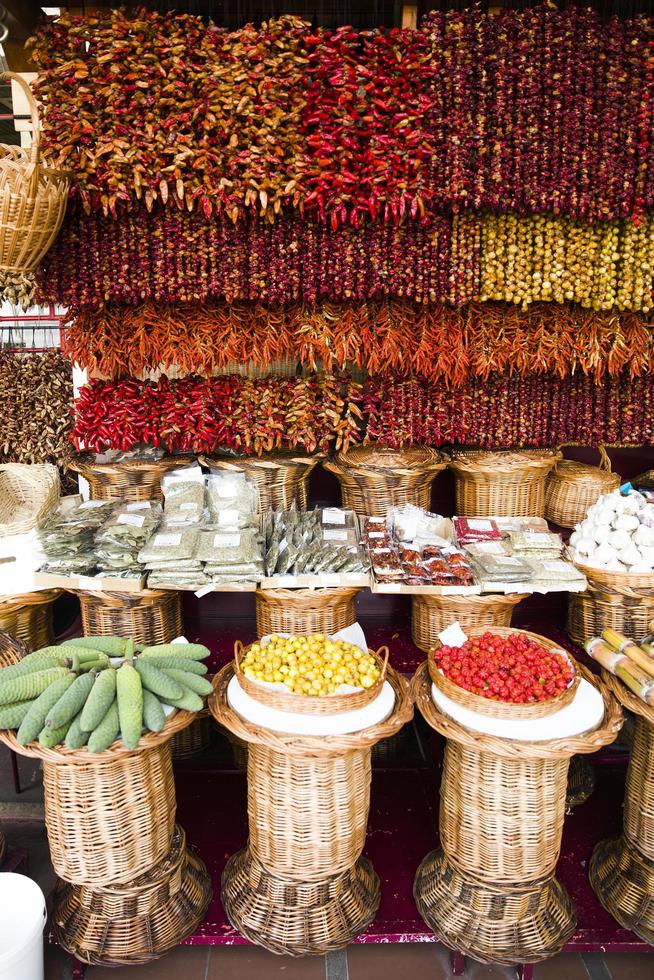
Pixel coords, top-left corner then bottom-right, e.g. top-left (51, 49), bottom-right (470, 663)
top-left (116, 662), bottom-right (143, 750)
top-left (140, 643), bottom-right (209, 661)
top-left (64, 710), bottom-right (90, 749)
top-left (16, 674), bottom-right (75, 745)
top-left (87, 702), bottom-right (120, 753)
top-left (45, 672), bottom-right (96, 729)
top-left (0, 699), bottom-right (35, 729)
top-left (136, 654), bottom-right (207, 675)
top-left (133, 660), bottom-right (184, 700)
top-left (80, 669), bottom-right (117, 732)
top-left (39, 721), bottom-right (71, 748)
top-left (142, 689), bottom-right (166, 733)
top-left (161, 668), bottom-right (212, 696)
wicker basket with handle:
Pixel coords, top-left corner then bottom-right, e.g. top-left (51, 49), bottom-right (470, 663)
top-left (411, 592), bottom-right (527, 653)
top-left (589, 672), bottom-right (654, 944)
top-left (412, 659), bottom-right (622, 964)
top-left (0, 589), bottom-right (61, 651)
top-left (0, 72), bottom-right (69, 276)
top-left (77, 589), bottom-right (182, 647)
top-left (567, 580), bottom-right (654, 646)
top-left (323, 446), bottom-right (447, 518)
top-left (428, 626), bottom-right (579, 720)
top-left (545, 448), bottom-right (620, 528)
top-left (0, 463), bottom-right (59, 536)
top-left (211, 661), bottom-right (413, 955)
top-left (255, 586), bottom-right (360, 638)
top-left (450, 449), bottom-right (561, 517)
top-left (66, 453), bottom-right (193, 502)
top-left (234, 639), bottom-right (389, 715)
top-left (200, 451), bottom-right (321, 513)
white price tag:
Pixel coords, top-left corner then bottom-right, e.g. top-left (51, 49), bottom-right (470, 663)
top-left (126, 502), bottom-right (151, 512)
top-left (494, 556), bottom-right (523, 566)
top-left (467, 519), bottom-right (493, 531)
top-left (78, 576), bottom-right (98, 590)
top-left (438, 623), bottom-right (468, 648)
top-left (525, 532), bottom-right (553, 544)
top-left (116, 513), bottom-right (146, 528)
top-left (80, 500), bottom-right (107, 509)
top-left (153, 533), bottom-right (181, 548)
top-left (214, 533), bottom-right (241, 547)
top-left (180, 502), bottom-right (199, 511)
top-left (216, 483), bottom-right (237, 499)
top-left (367, 516), bottom-right (385, 525)
top-left (322, 508), bottom-right (346, 525)
top-left (323, 529), bottom-right (348, 542)
top-left (367, 531), bottom-right (386, 539)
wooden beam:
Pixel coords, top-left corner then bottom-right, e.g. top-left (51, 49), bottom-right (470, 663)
top-left (401, 4), bottom-right (418, 30)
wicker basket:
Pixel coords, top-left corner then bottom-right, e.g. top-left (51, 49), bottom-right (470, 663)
top-left (66, 454), bottom-right (193, 502)
top-left (200, 452), bottom-right (320, 513)
top-left (212, 662), bottom-right (413, 955)
top-left (0, 463), bottom-right (59, 536)
top-left (411, 592), bottom-right (527, 653)
top-left (255, 587), bottom-right (360, 638)
top-left (570, 558), bottom-right (654, 593)
top-left (0, 589), bottom-right (61, 651)
top-left (567, 581), bottom-right (654, 646)
top-left (52, 828), bottom-right (212, 967)
top-left (428, 626), bottom-right (579, 720)
top-left (450, 450), bottom-right (561, 518)
top-left (545, 449), bottom-right (620, 528)
top-left (169, 713), bottom-right (212, 760)
top-left (412, 660), bottom-right (622, 965)
top-left (77, 590), bottom-right (183, 646)
top-left (0, 628), bottom-right (26, 667)
top-left (323, 446), bottom-right (447, 518)
top-left (234, 640), bottom-right (389, 715)
top-left (589, 673), bottom-right (654, 944)
top-left (0, 72), bottom-right (69, 274)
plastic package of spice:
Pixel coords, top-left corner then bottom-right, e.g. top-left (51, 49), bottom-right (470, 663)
top-left (206, 472), bottom-right (258, 528)
top-left (161, 465), bottom-right (206, 526)
top-left (39, 499), bottom-right (115, 575)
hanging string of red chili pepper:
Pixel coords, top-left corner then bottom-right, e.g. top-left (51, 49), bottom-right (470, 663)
top-left (29, 6), bottom-right (654, 225)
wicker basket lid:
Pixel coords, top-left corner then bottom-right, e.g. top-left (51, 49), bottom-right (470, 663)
top-left (335, 446), bottom-right (445, 472)
top-left (450, 450), bottom-right (561, 474)
top-left (552, 459), bottom-right (620, 487)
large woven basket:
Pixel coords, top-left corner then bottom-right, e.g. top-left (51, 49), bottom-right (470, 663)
top-left (567, 581), bottom-right (654, 645)
top-left (545, 449), bottom-right (620, 528)
top-left (255, 587), bottom-right (360, 638)
top-left (77, 590), bottom-right (183, 646)
top-left (428, 626), bottom-right (579, 720)
top-left (52, 828), bottom-right (212, 967)
top-left (66, 453), bottom-right (193, 502)
top-left (169, 713), bottom-right (212, 760)
top-left (411, 592), bottom-right (527, 653)
top-left (234, 640), bottom-right (389, 715)
top-left (450, 450), bottom-right (561, 517)
top-left (0, 463), bottom-right (59, 536)
top-left (571, 557), bottom-right (654, 592)
top-left (200, 452), bottom-right (320, 512)
top-left (0, 589), bottom-right (61, 651)
top-left (0, 72), bottom-right (68, 275)
top-left (323, 446), bottom-right (447, 518)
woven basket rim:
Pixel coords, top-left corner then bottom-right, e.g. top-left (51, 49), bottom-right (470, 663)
top-left (571, 557), bottom-right (654, 591)
top-left (411, 660), bottom-right (622, 759)
top-left (0, 589), bottom-right (62, 611)
top-left (601, 669), bottom-right (654, 724)
top-left (0, 705), bottom-right (197, 763)
top-left (428, 626), bottom-right (579, 720)
top-left (255, 586), bottom-right (363, 606)
top-left (66, 453), bottom-right (194, 477)
top-left (551, 459), bottom-right (620, 485)
top-left (200, 451), bottom-right (323, 467)
top-left (233, 640), bottom-right (388, 715)
top-left (334, 445), bottom-right (446, 472)
top-left (210, 661), bottom-right (413, 755)
top-left (450, 450), bottom-right (562, 474)
top-left (412, 592), bottom-right (529, 611)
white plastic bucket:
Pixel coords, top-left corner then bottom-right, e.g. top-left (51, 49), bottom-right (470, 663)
top-left (0, 873), bottom-right (46, 980)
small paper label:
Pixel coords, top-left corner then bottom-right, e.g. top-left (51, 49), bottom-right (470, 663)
top-left (216, 483), bottom-right (236, 499)
top-left (217, 509), bottom-right (239, 526)
top-left (467, 519), bottom-right (493, 530)
top-left (438, 623), bottom-right (468, 648)
top-left (116, 513), bottom-right (145, 527)
top-left (367, 531), bottom-right (386, 539)
top-left (322, 508), bottom-right (346, 525)
top-left (180, 502), bottom-right (199, 511)
top-left (126, 502), bottom-right (150, 512)
top-left (80, 500), bottom-right (107, 509)
top-left (367, 516), bottom-right (385, 525)
top-left (494, 556), bottom-right (522, 566)
top-left (78, 575), bottom-right (98, 590)
top-left (524, 532), bottom-right (552, 544)
top-left (153, 533), bottom-right (181, 548)
top-left (195, 585), bottom-right (214, 597)
top-left (213, 533), bottom-right (240, 547)
top-left (323, 529), bottom-right (348, 542)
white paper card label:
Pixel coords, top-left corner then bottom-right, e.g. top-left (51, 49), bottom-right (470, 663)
top-left (368, 531), bottom-right (386, 539)
top-left (217, 509), bottom-right (239, 526)
top-left (80, 501), bottom-right (107, 509)
top-left (126, 502), bottom-right (150, 512)
top-left (367, 516), bottom-right (385, 525)
top-left (216, 483), bottom-right (236, 499)
top-left (78, 576), bottom-right (97, 590)
top-left (525, 532), bottom-right (553, 543)
top-left (467, 519), bottom-right (493, 530)
top-left (494, 556), bottom-right (523, 566)
top-left (153, 533), bottom-right (181, 548)
top-left (116, 513), bottom-right (145, 527)
top-left (323, 529), bottom-right (348, 542)
top-left (322, 508), bottom-right (346, 525)
top-left (438, 623), bottom-right (468, 648)
top-left (214, 533), bottom-right (240, 547)
top-left (180, 502), bottom-right (199, 511)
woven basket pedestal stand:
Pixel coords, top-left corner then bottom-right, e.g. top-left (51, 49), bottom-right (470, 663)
top-left (210, 663), bottom-right (413, 955)
top-left (411, 661), bottom-right (622, 966)
top-left (0, 589), bottom-right (61, 651)
top-left (567, 581), bottom-right (654, 647)
top-left (590, 673), bottom-right (654, 944)
top-left (0, 687), bottom-right (211, 968)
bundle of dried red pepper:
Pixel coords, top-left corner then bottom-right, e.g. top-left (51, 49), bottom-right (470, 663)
top-left (29, 7), bottom-right (654, 224)
top-left (62, 301), bottom-right (654, 385)
top-left (362, 374), bottom-right (654, 449)
top-left (71, 374), bottom-right (363, 456)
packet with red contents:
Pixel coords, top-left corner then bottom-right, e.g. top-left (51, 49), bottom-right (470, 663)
top-left (454, 517), bottom-right (503, 545)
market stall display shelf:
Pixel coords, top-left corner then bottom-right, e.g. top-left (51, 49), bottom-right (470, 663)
top-left (590, 672), bottom-right (654, 945)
